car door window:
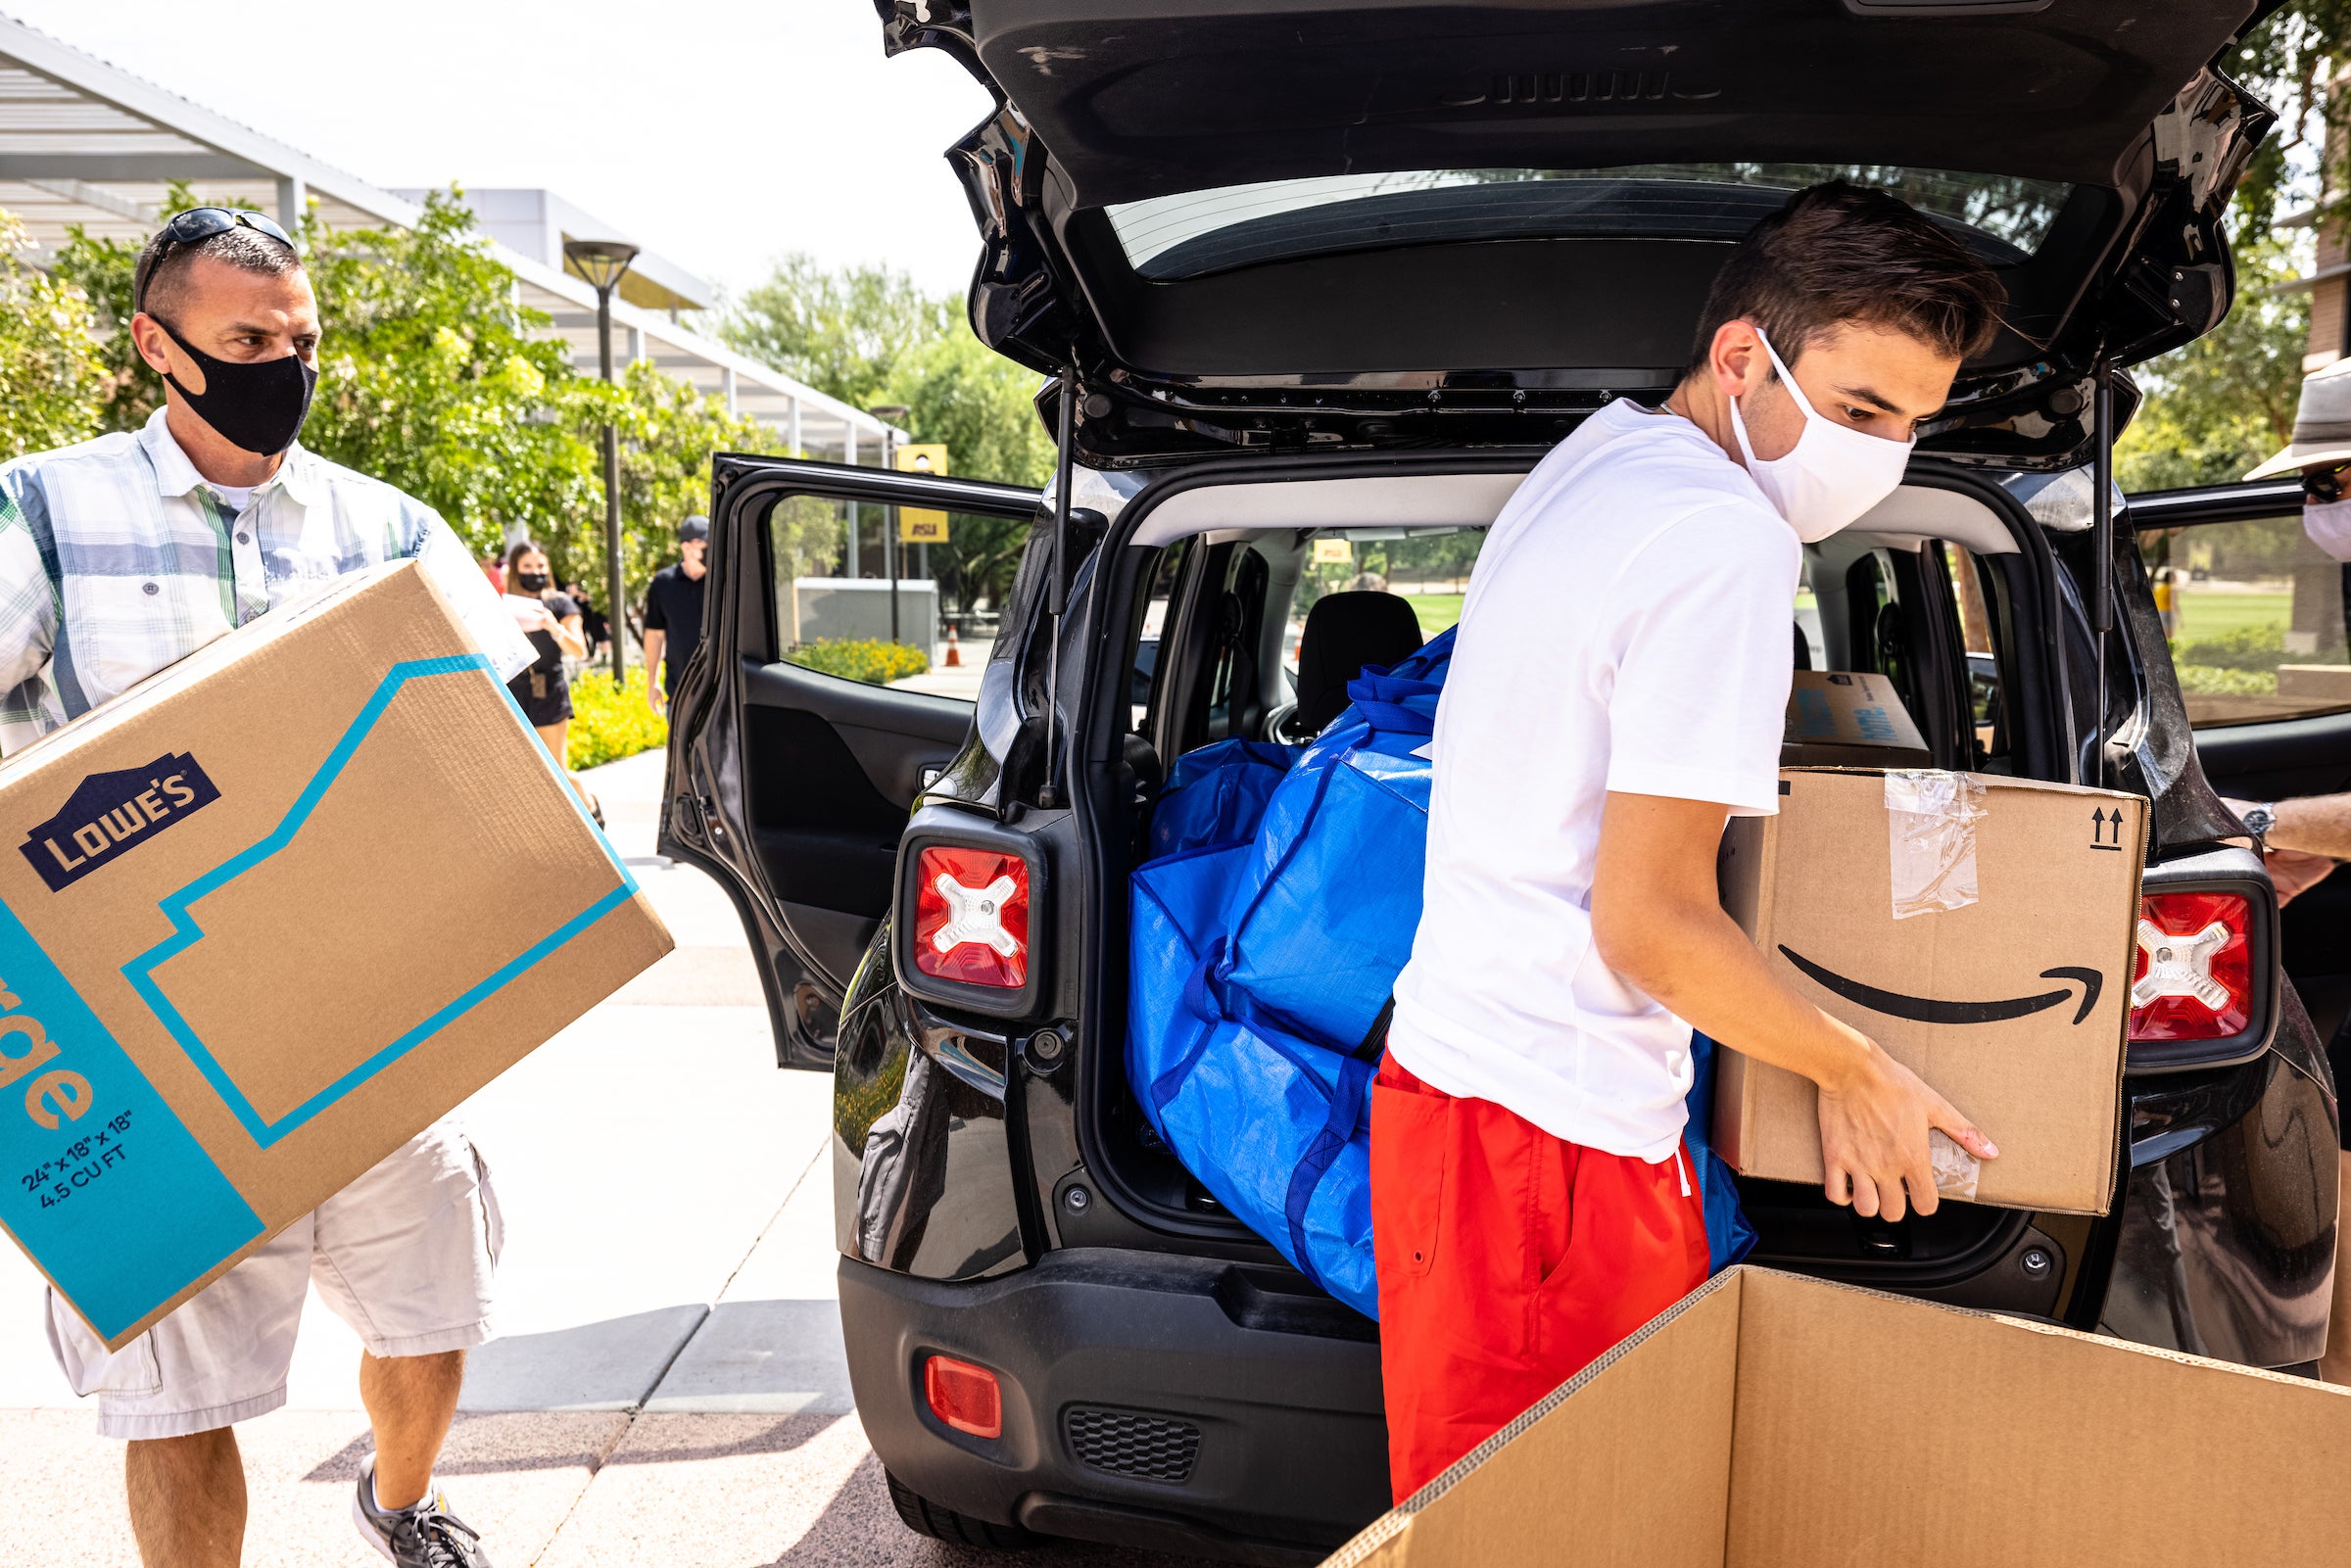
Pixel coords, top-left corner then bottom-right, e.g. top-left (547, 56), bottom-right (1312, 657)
top-left (2138, 513), bottom-right (2351, 727)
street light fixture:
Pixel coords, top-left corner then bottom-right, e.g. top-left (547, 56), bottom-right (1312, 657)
top-left (564, 237), bottom-right (641, 687)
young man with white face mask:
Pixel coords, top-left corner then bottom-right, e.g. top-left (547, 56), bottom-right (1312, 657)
top-left (1374, 181), bottom-right (2007, 1498)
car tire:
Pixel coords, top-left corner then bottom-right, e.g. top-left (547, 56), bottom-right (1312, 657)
top-left (885, 1469), bottom-right (1041, 1549)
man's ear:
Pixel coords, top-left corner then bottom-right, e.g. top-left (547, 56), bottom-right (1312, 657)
top-left (128, 312), bottom-right (177, 378)
top-left (1709, 319), bottom-right (1766, 404)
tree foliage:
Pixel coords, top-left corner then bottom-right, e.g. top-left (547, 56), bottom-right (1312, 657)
top-left (0, 211), bottom-right (109, 458)
top-left (723, 253), bottom-right (1054, 611)
top-left (2119, 6), bottom-right (2347, 490)
top-left (721, 254), bottom-right (952, 413)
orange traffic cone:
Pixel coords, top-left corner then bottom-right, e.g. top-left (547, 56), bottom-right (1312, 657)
top-left (944, 625), bottom-right (962, 668)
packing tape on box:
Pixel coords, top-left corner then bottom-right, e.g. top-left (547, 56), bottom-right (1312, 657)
top-left (1928, 1129), bottom-right (1981, 1202)
top-left (1883, 770), bottom-right (1987, 921)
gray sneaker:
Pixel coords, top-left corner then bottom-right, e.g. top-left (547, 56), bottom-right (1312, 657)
top-left (353, 1465), bottom-right (493, 1568)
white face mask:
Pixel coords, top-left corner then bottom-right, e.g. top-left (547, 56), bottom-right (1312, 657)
top-left (1726, 327), bottom-right (1916, 544)
top-left (2306, 495), bottom-right (2351, 562)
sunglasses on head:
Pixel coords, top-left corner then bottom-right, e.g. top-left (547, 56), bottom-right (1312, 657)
top-left (133, 208), bottom-right (297, 313)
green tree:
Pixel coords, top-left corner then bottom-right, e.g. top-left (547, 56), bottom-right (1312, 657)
top-left (2115, 240), bottom-right (2310, 492)
top-left (0, 211), bottom-right (108, 456)
top-left (720, 254), bottom-right (952, 411)
top-left (882, 324), bottom-right (1051, 611)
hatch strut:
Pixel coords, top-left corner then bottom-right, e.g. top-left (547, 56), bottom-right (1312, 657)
top-left (2089, 356), bottom-right (2114, 790)
top-left (1036, 367), bottom-right (1076, 810)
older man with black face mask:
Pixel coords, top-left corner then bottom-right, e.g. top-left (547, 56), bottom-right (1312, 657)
top-left (0, 210), bottom-right (518, 1568)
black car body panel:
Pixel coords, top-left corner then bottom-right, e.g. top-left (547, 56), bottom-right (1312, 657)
top-left (883, 0), bottom-right (2271, 467)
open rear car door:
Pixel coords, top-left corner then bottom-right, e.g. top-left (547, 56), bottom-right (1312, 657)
top-left (658, 454), bottom-right (1044, 1068)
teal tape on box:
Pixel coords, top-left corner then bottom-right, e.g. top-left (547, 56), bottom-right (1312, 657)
top-left (0, 894), bottom-right (263, 1342)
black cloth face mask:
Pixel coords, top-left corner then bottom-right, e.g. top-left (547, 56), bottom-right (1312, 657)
top-left (155, 318), bottom-right (317, 456)
top-left (515, 572), bottom-right (551, 593)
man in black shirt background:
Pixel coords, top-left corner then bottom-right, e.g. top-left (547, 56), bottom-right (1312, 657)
top-left (643, 513), bottom-right (708, 715)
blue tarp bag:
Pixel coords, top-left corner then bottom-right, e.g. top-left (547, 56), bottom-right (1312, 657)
top-left (1148, 738), bottom-right (1300, 860)
top-left (1128, 842), bottom-right (1380, 1316)
top-left (1684, 1032), bottom-right (1756, 1271)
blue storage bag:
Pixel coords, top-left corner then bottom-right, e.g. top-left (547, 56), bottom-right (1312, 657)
top-left (1147, 737), bottom-right (1300, 860)
top-left (1685, 1031), bottom-right (1757, 1272)
top-left (1128, 844), bottom-right (1379, 1316)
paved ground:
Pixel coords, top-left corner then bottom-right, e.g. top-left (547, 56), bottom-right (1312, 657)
top-left (0, 745), bottom-right (1215, 1567)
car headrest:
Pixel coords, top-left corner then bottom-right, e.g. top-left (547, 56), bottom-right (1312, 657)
top-left (1285, 591), bottom-right (1425, 740)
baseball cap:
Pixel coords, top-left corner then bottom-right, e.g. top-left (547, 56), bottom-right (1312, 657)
top-left (679, 514), bottom-right (710, 543)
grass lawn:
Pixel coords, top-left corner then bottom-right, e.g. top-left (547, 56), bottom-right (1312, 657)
top-left (2172, 591), bottom-right (2288, 646)
top-left (1404, 592), bottom-right (1463, 635)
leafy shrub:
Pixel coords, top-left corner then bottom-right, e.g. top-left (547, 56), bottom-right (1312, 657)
top-left (2174, 664), bottom-right (2279, 696)
top-left (788, 638), bottom-right (930, 686)
top-left (567, 667), bottom-right (668, 770)
top-left (2172, 623), bottom-right (2284, 673)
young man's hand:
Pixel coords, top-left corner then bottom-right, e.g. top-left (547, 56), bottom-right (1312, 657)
top-left (648, 679), bottom-right (667, 716)
top-left (1811, 1022), bottom-right (1996, 1220)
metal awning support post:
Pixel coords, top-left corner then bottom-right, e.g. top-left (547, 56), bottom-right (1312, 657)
top-left (2090, 357), bottom-right (2115, 789)
top-left (1037, 368), bottom-right (1076, 810)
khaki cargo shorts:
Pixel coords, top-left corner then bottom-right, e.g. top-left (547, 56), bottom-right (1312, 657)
top-left (44, 1119), bottom-right (502, 1439)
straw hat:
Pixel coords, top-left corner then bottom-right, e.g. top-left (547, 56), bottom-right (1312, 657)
top-left (2246, 356), bottom-right (2351, 479)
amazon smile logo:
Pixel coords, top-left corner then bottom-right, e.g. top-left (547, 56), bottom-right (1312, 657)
top-left (1779, 946), bottom-right (2103, 1026)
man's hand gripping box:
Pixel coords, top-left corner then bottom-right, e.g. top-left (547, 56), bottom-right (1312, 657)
top-left (0, 561), bottom-right (671, 1348)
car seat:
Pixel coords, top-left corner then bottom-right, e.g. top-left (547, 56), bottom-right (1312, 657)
top-left (1279, 592), bottom-right (1424, 740)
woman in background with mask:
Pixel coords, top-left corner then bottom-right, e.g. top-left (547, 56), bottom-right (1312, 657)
top-left (1374, 182), bottom-right (2007, 1499)
top-left (503, 540), bottom-right (601, 827)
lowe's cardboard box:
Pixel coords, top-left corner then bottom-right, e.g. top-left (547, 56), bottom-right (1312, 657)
top-left (1319, 1267), bottom-right (2351, 1568)
top-left (0, 560), bottom-right (671, 1349)
top-left (1715, 769), bottom-right (2144, 1214)
top-left (1781, 669), bottom-right (1932, 767)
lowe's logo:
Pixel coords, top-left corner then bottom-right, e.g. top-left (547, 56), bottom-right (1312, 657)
top-left (19, 754), bottom-right (219, 891)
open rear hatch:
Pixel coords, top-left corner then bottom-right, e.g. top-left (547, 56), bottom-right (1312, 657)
top-left (879, 0), bottom-right (2275, 466)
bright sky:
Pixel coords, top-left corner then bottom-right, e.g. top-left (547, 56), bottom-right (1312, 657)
top-left (5, 0), bottom-right (1000, 300)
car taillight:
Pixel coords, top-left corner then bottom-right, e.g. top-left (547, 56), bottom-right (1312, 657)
top-left (2131, 891), bottom-right (2253, 1042)
top-left (924, 1354), bottom-right (1003, 1439)
top-left (911, 846), bottom-right (1030, 988)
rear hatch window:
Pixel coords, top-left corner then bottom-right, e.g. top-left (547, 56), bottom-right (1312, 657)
top-left (1110, 164), bottom-right (2076, 281)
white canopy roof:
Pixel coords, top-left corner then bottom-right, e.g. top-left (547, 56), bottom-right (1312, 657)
top-left (0, 15), bottom-right (900, 462)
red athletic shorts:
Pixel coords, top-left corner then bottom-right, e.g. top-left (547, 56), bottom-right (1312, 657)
top-left (1370, 1052), bottom-right (1709, 1501)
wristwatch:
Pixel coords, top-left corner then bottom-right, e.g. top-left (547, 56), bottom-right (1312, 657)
top-left (2239, 801), bottom-right (2277, 850)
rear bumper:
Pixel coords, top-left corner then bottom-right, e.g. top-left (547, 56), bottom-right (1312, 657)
top-left (839, 1248), bottom-right (1388, 1563)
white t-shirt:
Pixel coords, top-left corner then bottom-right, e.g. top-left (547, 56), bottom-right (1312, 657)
top-left (1387, 398), bottom-right (1802, 1162)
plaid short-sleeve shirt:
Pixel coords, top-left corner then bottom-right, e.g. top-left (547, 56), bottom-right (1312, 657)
top-left (0, 408), bottom-right (497, 756)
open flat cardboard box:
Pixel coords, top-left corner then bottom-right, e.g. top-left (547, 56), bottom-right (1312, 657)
top-left (1324, 1266), bottom-right (2351, 1568)
top-left (1715, 769), bottom-right (2145, 1213)
top-left (0, 560), bottom-right (672, 1348)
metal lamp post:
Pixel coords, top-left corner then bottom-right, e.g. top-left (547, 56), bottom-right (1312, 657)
top-left (870, 404), bottom-right (910, 643)
top-left (564, 237), bottom-right (642, 687)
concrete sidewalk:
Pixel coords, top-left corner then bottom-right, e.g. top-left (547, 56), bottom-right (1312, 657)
top-left (2, 746), bottom-right (1211, 1566)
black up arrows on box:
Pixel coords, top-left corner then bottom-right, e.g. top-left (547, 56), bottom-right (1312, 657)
top-left (2089, 806), bottom-right (2127, 851)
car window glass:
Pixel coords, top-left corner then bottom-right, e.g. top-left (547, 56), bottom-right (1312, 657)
top-left (763, 495), bottom-right (1016, 689)
top-left (1939, 543), bottom-right (2011, 770)
top-left (1282, 527), bottom-right (1485, 675)
top-left (1130, 540), bottom-right (1188, 732)
top-left (2138, 515), bottom-right (2351, 727)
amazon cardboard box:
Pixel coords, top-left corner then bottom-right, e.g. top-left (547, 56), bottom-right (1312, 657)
top-left (0, 560), bottom-right (671, 1349)
top-left (1714, 769), bottom-right (2144, 1214)
top-left (1319, 1267), bottom-right (2351, 1568)
top-left (1780, 669), bottom-right (1933, 767)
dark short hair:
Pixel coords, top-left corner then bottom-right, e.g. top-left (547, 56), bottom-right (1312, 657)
top-left (1689, 181), bottom-right (2005, 372)
top-left (136, 226), bottom-right (305, 323)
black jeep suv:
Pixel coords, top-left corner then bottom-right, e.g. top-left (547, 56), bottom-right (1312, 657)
top-left (663, 3), bottom-right (2340, 1560)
